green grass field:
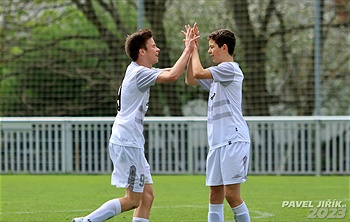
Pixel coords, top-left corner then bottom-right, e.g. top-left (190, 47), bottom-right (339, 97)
top-left (0, 175), bottom-right (349, 221)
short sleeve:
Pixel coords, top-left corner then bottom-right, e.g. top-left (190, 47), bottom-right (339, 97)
top-left (136, 67), bottom-right (162, 92)
top-left (208, 62), bottom-right (235, 83)
top-left (197, 79), bottom-right (212, 91)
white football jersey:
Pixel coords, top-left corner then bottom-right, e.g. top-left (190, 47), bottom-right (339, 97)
top-left (110, 62), bottom-right (162, 148)
top-left (198, 62), bottom-right (250, 149)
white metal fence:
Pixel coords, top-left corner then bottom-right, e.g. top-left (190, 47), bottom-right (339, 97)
top-left (0, 116), bottom-right (349, 175)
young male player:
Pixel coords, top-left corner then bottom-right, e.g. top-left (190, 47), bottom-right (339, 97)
top-left (185, 25), bottom-right (251, 222)
top-left (72, 25), bottom-right (198, 222)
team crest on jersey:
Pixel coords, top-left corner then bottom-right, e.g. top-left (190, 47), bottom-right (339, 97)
top-left (210, 93), bottom-right (216, 100)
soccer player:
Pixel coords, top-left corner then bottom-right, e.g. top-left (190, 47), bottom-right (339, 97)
top-left (185, 25), bottom-right (251, 222)
top-left (72, 26), bottom-right (198, 222)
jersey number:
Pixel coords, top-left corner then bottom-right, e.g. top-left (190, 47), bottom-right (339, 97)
top-left (117, 85), bottom-right (122, 112)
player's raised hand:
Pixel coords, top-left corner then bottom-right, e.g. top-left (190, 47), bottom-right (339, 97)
top-left (192, 22), bottom-right (200, 47)
top-left (192, 23), bottom-right (199, 37)
top-left (181, 23), bottom-right (200, 51)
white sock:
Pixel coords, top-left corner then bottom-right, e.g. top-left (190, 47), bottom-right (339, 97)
top-left (232, 202), bottom-right (250, 222)
top-left (85, 199), bottom-right (121, 222)
top-left (208, 203), bottom-right (224, 222)
top-left (132, 217), bottom-right (149, 222)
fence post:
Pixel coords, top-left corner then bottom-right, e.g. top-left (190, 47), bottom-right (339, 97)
top-left (187, 121), bottom-right (194, 174)
top-left (315, 118), bottom-right (321, 176)
top-left (62, 120), bottom-right (73, 173)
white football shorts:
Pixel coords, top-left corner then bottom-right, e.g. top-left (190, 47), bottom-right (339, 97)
top-left (109, 143), bottom-right (153, 193)
top-left (206, 142), bottom-right (250, 186)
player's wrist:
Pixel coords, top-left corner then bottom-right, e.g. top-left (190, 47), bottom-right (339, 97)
top-left (183, 47), bottom-right (192, 54)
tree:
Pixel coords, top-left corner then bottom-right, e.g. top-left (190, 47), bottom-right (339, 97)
top-left (142, 0), bottom-right (182, 115)
top-left (228, 0), bottom-right (349, 116)
top-left (1, 0), bottom-right (188, 116)
top-left (1, 0), bottom-right (348, 117)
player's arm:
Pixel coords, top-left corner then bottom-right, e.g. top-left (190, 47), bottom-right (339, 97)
top-left (185, 23), bottom-right (210, 86)
top-left (185, 53), bottom-right (200, 86)
top-left (156, 25), bottom-right (199, 83)
top-left (190, 46), bottom-right (213, 80)
top-left (155, 47), bottom-right (192, 83)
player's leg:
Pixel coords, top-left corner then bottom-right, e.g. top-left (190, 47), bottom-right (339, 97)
top-left (120, 187), bottom-right (144, 211)
top-left (72, 187), bottom-right (143, 222)
top-left (71, 198), bottom-right (122, 222)
top-left (224, 184), bottom-right (250, 222)
top-left (208, 185), bottom-right (225, 222)
top-left (206, 148), bottom-right (225, 222)
top-left (221, 142), bottom-right (251, 222)
top-left (132, 146), bottom-right (154, 222)
top-left (132, 184), bottom-right (154, 222)
top-left (84, 188), bottom-right (143, 221)
top-left (232, 201), bottom-right (250, 222)
top-left (224, 183), bottom-right (242, 207)
top-left (72, 143), bottom-right (146, 222)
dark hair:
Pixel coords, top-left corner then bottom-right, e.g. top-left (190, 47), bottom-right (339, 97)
top-left (208, 29), bottom-right (236, 55)
top-left (125, 29), bottom-right (153, 61)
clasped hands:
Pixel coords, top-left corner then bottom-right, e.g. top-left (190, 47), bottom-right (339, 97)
top-left (182, 22), bottom-right (200, 51)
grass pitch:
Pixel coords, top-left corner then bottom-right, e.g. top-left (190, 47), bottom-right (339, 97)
top-left (0, 175), bottom-right (349, 221)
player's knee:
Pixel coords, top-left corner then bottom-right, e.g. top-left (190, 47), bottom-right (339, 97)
top-left (145, 190), bottom-right (154, 203)
top-left (125, 197), bottom-right (142, 209)
top-left (209, 187), bottom-right (224, 202)
top-left (142, 185), bottom-right (155, 204)
top-left (225, 195), bottom-right (243, 208)
top-left (131, 200), bottom-right (141, 209)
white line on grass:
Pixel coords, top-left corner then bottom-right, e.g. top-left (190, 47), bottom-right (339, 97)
top-left (153, 205), bottom-right (207, 209)
top-left (154, 206), bottom-right (274, 219)
top-left (0, 205), bottom-right (275, 220)
top-left (250, 210), bottom-right (275, 219)
top-left (0, 209), bottom-right (92, 215)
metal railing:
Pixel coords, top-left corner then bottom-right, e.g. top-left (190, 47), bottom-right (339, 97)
top-left (1, 116), bottom-right (349, 175)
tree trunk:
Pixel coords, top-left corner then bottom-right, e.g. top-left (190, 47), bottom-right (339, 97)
top-left (145, 0), bottom-right (183, 116)
top-left (229, 0), bottom-right (272, 116)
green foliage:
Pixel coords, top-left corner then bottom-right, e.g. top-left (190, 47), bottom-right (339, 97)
top-left (1, 0), bottom-right (349, 116)
top-left (1, 0), bottom-right (138, 116)
top-left (0, 77), bottom-right (20, 116)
